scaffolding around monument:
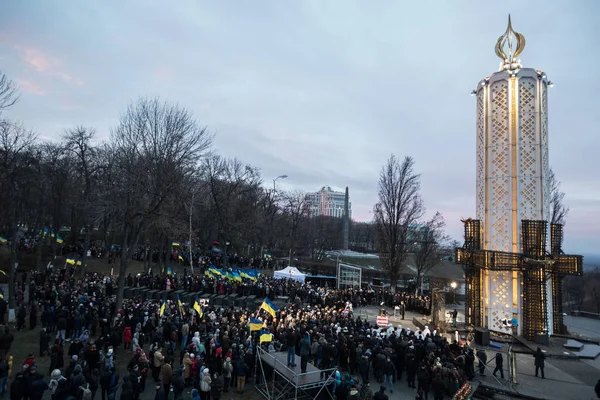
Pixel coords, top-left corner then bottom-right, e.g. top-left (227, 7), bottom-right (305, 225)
top-left (456, 219), bottom-right (583, 341)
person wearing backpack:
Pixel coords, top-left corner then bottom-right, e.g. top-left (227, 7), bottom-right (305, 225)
top-left (79, 384), bottom-right (92, 400)
top-left (221, 358), bottom-right (233, 393)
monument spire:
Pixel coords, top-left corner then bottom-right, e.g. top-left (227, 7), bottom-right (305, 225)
top-left (495, 14), bottom-right (526, 71)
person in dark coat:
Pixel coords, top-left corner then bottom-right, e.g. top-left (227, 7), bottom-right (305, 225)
top-left (476, 349), bottom-right (488, 376)
top-left (40, 328), bottom-right (51, 356)
top-left (373, 386), bottom-right (389, 400)
top-left (28, 366), bottom-right (48, 400)
top-left (594, 378), bottom-right (600, 399)
top-left (210, 373), bottom-right (223, 400)
top-left (431, 373), bottom-right (446, 400)
top-left (153, 384), bottom-right (165, 400)
top-left (493, 352), bottom-right (504, 379)
top-left (533, 347), bottom-right (545, 378)
top-left (299, 333), bottom-right (311, 373)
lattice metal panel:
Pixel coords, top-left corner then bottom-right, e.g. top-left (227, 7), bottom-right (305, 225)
top-left (489, 80), bottom-right (511, 252)
top-left (552, 276), bottom-right (565, 334)
top-left (541, 83), bottom-right (551, 224)
top-left (490, 204), bottom-right (510, 252)
top-left (522, 267), bottom-right (548, 340)
top-left (519, 78), bottom-right (537, 145)
top-left (490, 270), bottom-right (512, 331)
top-left (476, 91), bottom-right (486, 221)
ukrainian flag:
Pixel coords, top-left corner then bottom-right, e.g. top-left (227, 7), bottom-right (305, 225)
top-left (66, 258), bottom-right (76, 265)
top-left (159, 297), bottom-right (166, 317)
top-left (172, 241), bottom-right (180, 247)
top-left (259, 329), bottom-right (273, 343)
top-left (76, 260), bottom-right (82, 266)
top-left (0, 287), bottom-right (4, 299)
top-left (0, 237), bottom-right (7, 243)
top-left (56, 235), bottom-right (64, 244)
top-left (167, 267), bottom-right (174, 276)
top-left (204, 269), bottom-right (215, 279)
top-left (193, 296), bottom-right (203, 318)
top-left (249, 317), bottom-right (263, 331)
top-left (209, 267), bottom-right (224, 277)
top-left (260, 298), bottom-right (278, 318)
top-left (177, 295), bottom-right (185, 316)
top-left (177, 254), bottom-right (184, 261)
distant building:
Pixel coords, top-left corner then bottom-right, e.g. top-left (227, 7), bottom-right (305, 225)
top-left (305, 186), bottom-right (351, 218)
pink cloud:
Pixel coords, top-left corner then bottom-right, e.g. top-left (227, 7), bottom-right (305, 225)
top-left (14, 45), bottom-right (83, 86)
top-left (153, 65), bottom-right (173, 82)
top-left (18, 79), bottom-right (46, 96)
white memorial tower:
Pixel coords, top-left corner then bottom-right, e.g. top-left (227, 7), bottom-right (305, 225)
top-left (474, 16), bottom-right (552, 335)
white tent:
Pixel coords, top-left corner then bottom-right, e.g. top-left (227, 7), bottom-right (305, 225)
top-left (273, 266), bottom-right (306, 283)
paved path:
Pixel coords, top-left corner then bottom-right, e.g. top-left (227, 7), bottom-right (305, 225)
top-left (564, 315), bottom-right (600, 340)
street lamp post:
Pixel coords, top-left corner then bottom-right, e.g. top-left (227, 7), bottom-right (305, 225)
top-left (450, 281), bottom-right (457, 304)
top-left (273, 175), bottom-right (288, 192)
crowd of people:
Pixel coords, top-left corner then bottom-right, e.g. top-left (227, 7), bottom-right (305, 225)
top-left (0, 264), bottom-right (479, 400)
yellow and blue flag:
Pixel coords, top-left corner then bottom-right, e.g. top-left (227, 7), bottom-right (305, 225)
top-left (177, 255), bottom-right (184, 261)
top-left (167, 267), bottom-right (174, 276)
top-left (159, 297), bottom-right (166, 317)
top-left (250, 317), bottom-right (263, 331)
top-left (172, 241), bottom-right (180, 247)
top-left (66, 258), bottom-right (76, 265)
top-left (56, 235), bottom-right (64, 244)
top-left (260, 298), bottom-right (278, 318)
top-left (193, 296), bottom-right (203, 318)
top-left (259, 329), bottom-right (273, 343)
top-left (0, 287), bottom-right (4, 299)
top-left (0, 237), bottom-right (7, 243)
top-left (177, 295), bottom-right (185, 316)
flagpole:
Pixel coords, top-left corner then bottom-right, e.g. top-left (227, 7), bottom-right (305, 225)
top-left (189, 192), bottom-right (194, 275)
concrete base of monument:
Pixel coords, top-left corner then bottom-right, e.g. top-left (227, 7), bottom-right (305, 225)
top-left (475, 351), bottom-right (598, 400)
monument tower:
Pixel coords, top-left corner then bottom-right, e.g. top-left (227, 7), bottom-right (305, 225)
top-left (456, 16), bottom-right (582, 340)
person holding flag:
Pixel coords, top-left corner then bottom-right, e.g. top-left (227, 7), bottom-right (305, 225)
top-left (177, 295), bottom-right (185, 316)
top-left (260, 298), bottom-right (278, 318)
top-left (249, 318), bottom-right (263, 332)
top-left (259, 329), bottom-right (273, 344)
top-left (192, 296), bottom-right (203, 320)
top-left (159, 297), bottom-right (166, 317)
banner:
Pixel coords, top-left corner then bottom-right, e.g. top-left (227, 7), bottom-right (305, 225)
top-left (376, 316), bottom-right (389, 327)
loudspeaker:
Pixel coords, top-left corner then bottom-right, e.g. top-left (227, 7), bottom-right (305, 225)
top-left (474, 328), bottom-right (490, 346)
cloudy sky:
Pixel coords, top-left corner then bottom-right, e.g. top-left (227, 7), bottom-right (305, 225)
top-left (1, 1), bottom-right (599, 254)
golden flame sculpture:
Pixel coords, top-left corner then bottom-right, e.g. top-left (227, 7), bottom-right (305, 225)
top-left (495, 15), bottom-right (526, 70)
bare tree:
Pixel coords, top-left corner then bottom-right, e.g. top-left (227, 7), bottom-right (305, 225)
top-left (374, 155), bottom-right (424, 291)
top-left (411, 212), bottom-right (449, 295)
top-left (201, 154), bottom-right (262, 265)
top-left (0, 71), bottom-right (19, 112)
top-left (107, 97), bottom-right (212, 309)
top-left (0, 121), bottom-right (36, 308)
top-left (281, 189), bottom-right (308, 257)
top-left (63, 126), bottom-right (99, 276)
top-left (548, 168), bottom-right (569, 225)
